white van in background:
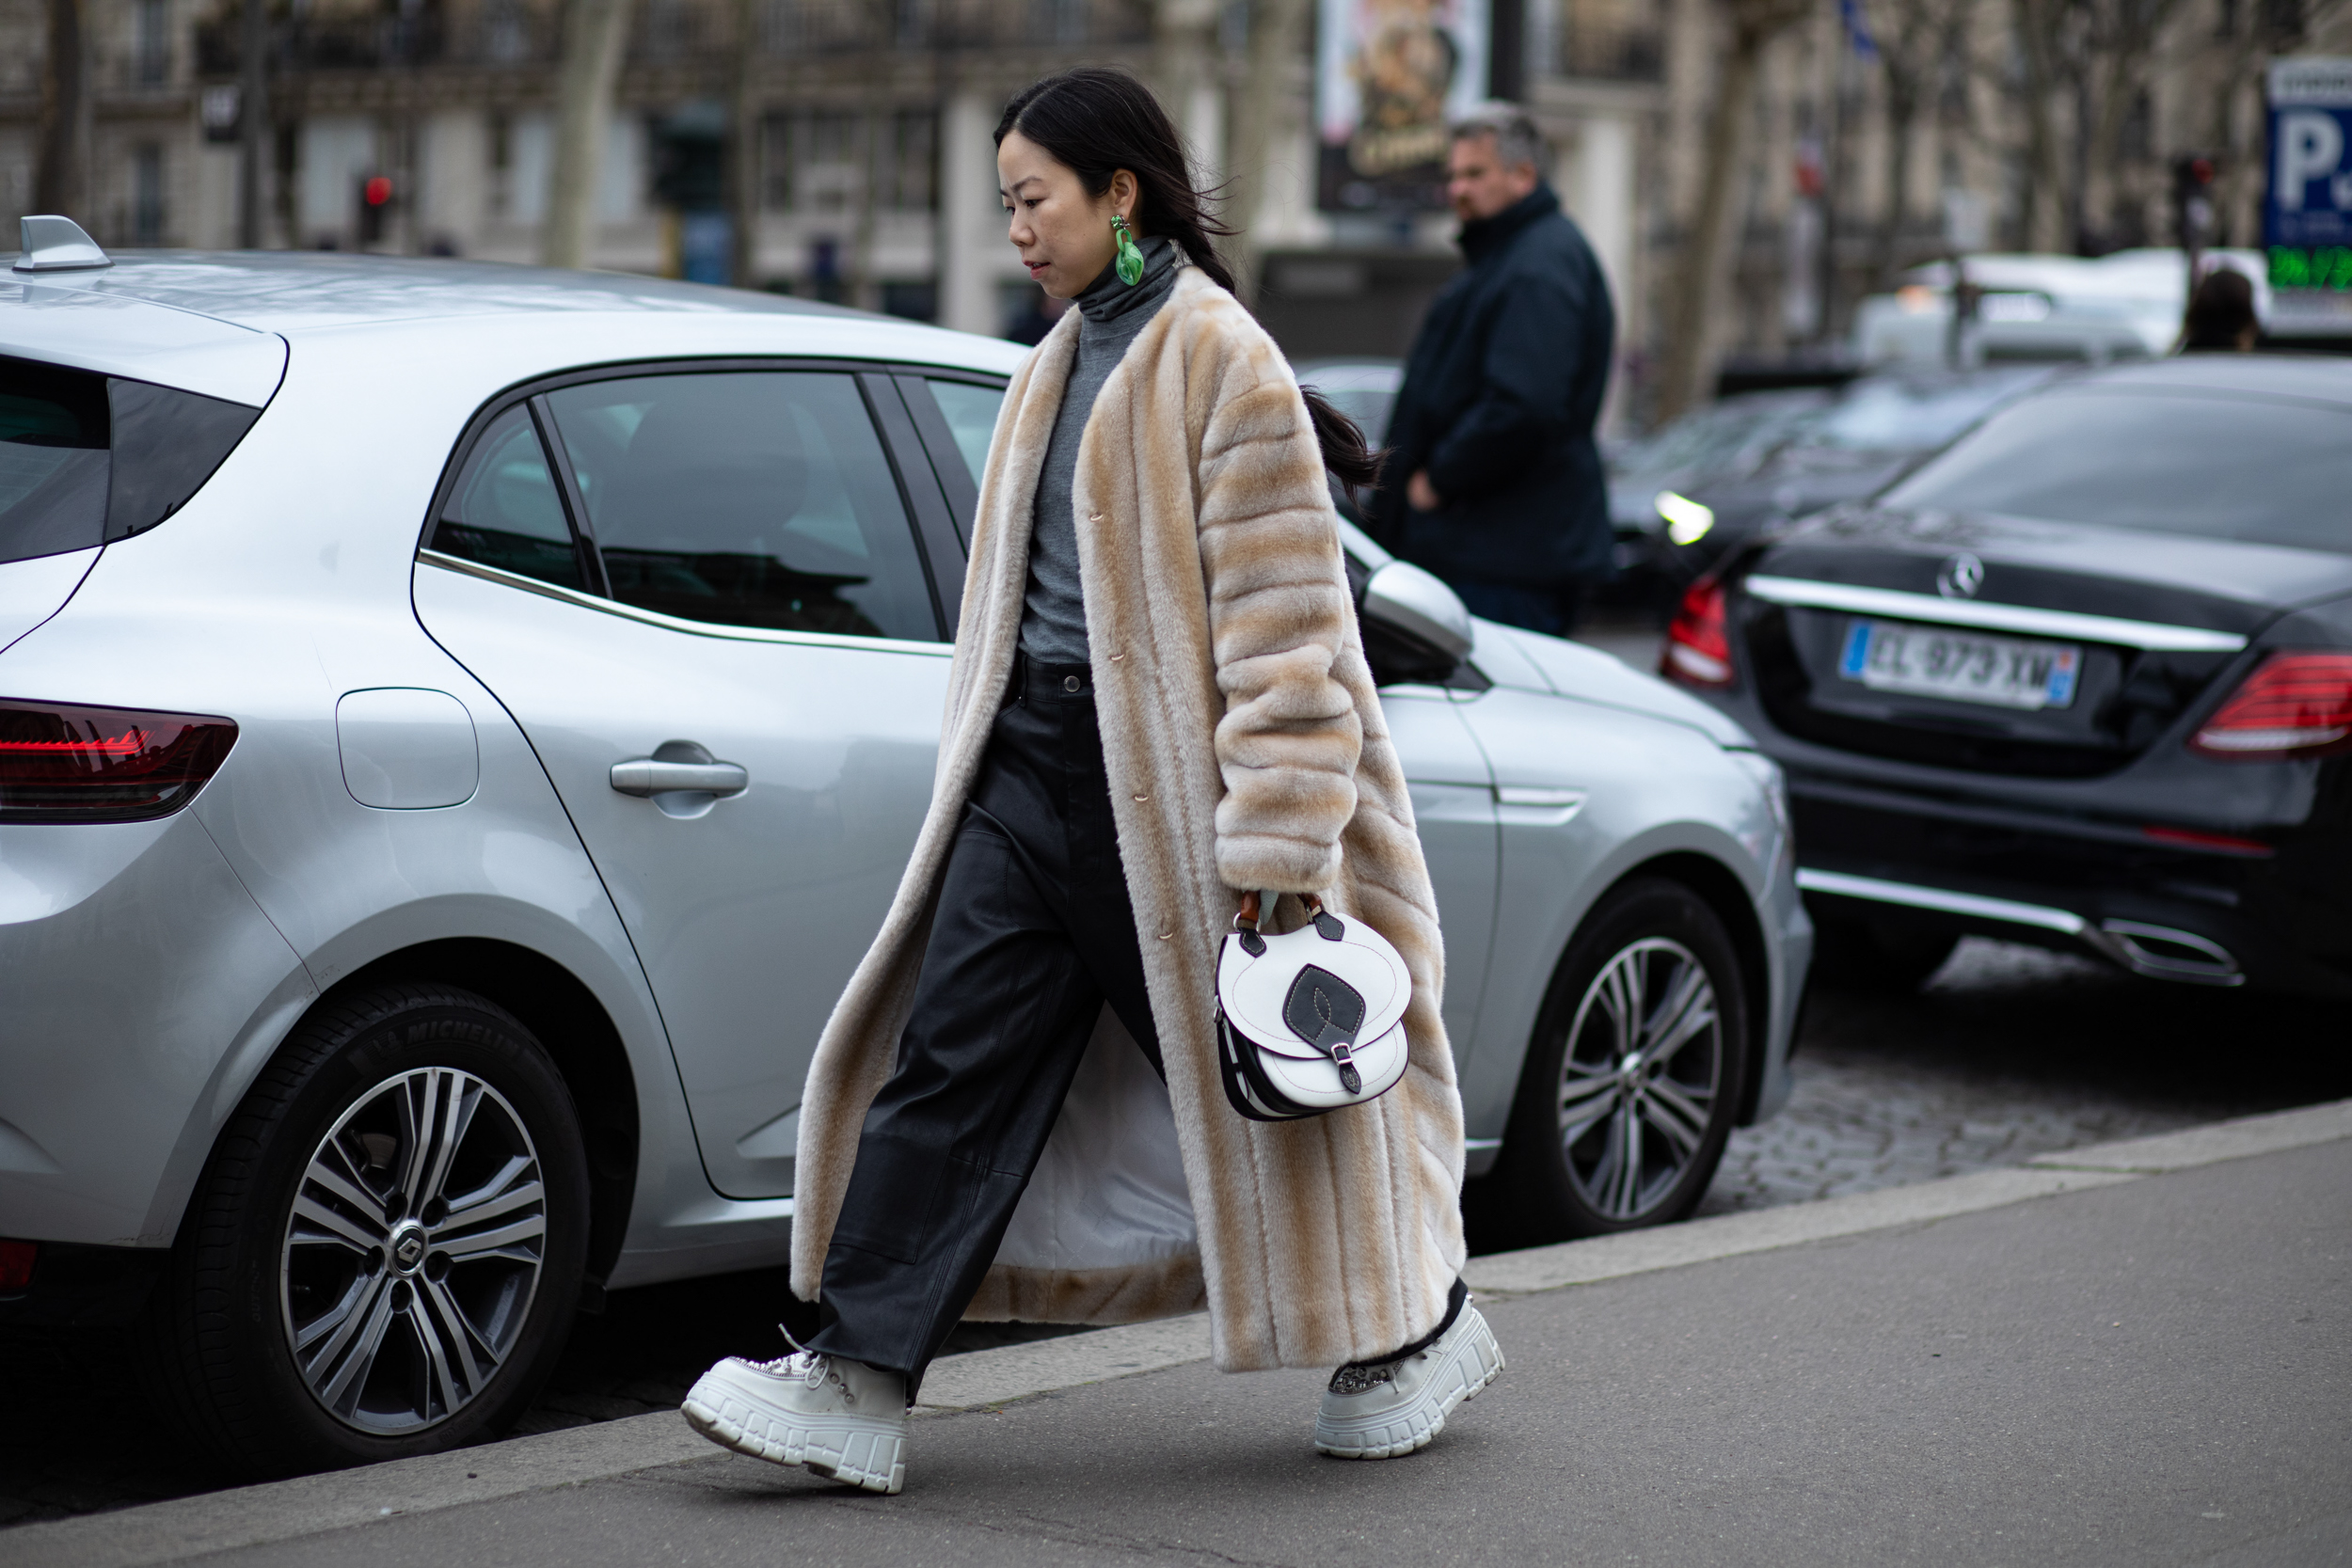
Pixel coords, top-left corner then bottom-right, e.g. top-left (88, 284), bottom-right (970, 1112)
top-left (1851, 249), bottom-right (2271, 367)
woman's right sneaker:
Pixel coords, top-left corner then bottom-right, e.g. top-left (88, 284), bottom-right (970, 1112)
top-left (1313, 1303), bottom-right (1504, 1459)
top-left (682, 1350), bottom-right (909, 1495)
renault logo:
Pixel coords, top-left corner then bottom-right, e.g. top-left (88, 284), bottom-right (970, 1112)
top-left (389, 1221), bottom-right (428, 1275)
top-left (1937, 552), bottom-right (1985, 599)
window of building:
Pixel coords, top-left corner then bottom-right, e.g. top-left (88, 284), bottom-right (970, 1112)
top-left (799, 111), bottom-right (858, 215)
top-left (484, 0), bottom-right (532, 63)
top-left (135, 0), bottom-right (170, 86)
top-left (880, 281), bottom-right (935, 322)
top-left (761, 115), bottom-right (793, 209)
top-left (889, 110), bottom-right (935, 212)
top-left (1029, 0), bottom-right (1087, 45)
top-left (489, 113), bottom-right (512, 216)
top-left (132, 144), bottom-right (166, 245)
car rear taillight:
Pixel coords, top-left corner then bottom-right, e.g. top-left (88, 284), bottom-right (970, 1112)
top-left (2189, 653), bottom-right (2352, 761)
top-left (0, 700), bottom-right (238, 823)
top-left (0, 1240), bottom-right (35, 1294)
top-left (1661, 577), bottom-right (1734, 687)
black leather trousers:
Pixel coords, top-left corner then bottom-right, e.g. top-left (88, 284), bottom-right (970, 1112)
top-left (803, 657), bottom-right (1163, 1388)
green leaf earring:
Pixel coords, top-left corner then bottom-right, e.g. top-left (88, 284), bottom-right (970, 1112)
top-left (1111, 214), bottom-right (1144, 286)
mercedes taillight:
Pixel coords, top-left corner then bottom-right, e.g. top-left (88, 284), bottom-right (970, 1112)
top-left (2189, 653), bottom-right (2352, 761)
top-left (0, 700), bottom-right (239, 823)
top-left (1661, 577), bottom-right (1734, 688)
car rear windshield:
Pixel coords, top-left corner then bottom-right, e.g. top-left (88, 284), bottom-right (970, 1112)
top-left (1612, 391), bottom-right (1825, 477)
top-left (0, 356), bottom-right (262, 566)
top-left (1791, 369), bottom-right (2049, 453)
top-left (1881, 386), bottom-right (2352, 554)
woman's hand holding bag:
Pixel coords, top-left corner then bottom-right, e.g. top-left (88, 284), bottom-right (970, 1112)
top-left (1216, 891), bottom-right (1413, 1121)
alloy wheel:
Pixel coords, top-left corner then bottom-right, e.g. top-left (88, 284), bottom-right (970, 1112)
top-left (1556, 936), bottom-right (1724, 1222)
top-left (279, 1067), bottom-right (548, 1434)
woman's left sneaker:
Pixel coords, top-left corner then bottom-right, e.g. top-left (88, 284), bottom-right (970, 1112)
top-left (1313, 1303), bottom-right (1504, 1459)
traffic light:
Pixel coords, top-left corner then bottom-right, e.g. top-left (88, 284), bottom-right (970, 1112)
top-left (2173, 154), bottom-right (2217, 252)
top-left (358, 174), bottom-right (393, 245)
top-left (652, 113), bottom-right (724, 214)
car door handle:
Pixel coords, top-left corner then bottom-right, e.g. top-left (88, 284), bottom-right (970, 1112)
top-left (610, 759), bottom-right (749, 798)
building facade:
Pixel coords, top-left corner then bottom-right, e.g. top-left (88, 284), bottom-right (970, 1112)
top-left (3, 0), bottom-right (2339, 421)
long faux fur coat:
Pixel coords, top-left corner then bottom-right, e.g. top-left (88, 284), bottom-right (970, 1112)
top-left (790, 264), bottom-right (1467, 1371)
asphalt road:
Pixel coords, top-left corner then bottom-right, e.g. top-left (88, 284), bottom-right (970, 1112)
top-left (91, 1128), bottom-right (2352, 1567)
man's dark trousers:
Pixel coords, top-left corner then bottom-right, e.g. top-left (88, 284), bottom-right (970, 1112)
top-left (1369, 182), bottom-right (1615, 634)
top-left (803, 657), bottom-right (1163, 1393)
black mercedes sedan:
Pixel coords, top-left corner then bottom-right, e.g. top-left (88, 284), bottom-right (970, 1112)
top-left (1661, 355), bottom-right (2352, 996)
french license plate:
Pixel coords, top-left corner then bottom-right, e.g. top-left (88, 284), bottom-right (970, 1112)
top-left (1837, 618), bottom-right (2081, 710)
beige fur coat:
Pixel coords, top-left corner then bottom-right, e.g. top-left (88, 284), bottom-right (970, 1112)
top-left (790, 264), bottom-right (1467, 1371)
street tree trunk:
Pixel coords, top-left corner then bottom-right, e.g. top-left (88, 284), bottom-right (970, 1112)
top-left (238, 0), bottom-right (269, 247)
top-left (1866, 0), bottom-right (1952, 290)
top-left (727, 0), bottom-right (762, 287)
top-left (1655, 0), bottom-right (1808, 422)
top-left (35, 0), bottom-right (89, 220)
top-left (1152, 0), bottom-right (1219, 173)
top-left (544, 0), bottom-right (632, 269)
top-left (849, 105), bottom-right (882, 311)
top-left (1224, 0), bottom-right (1312, 303)
top-left (1876, 82), bottom-right (1918, 290)
top-left (2080, 0), bottom-right (2185, 249)
top-left (2011, 0), bottom-right (2070, 251)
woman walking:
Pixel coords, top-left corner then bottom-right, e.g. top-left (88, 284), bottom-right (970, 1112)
top-left (683, 66), bottom-right (1500, 1494)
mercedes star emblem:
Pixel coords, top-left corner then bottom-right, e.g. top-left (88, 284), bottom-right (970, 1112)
top-left (1937, 552), bottom-right (1985, 599)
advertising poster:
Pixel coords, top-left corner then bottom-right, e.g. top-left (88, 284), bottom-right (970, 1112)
top-left (2265, 56), bottom-right (2352, 335)
top-left (1316, 0), bottom-right (1490, 213)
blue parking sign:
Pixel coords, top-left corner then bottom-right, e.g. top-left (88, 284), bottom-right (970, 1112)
top-left (2267, 58), bottom-right (2352, 320)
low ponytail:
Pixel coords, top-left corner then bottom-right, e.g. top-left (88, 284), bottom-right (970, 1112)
top-left (1300, 386), bottom-right (1386, 501)
top-left (996, 67), bottom-right (1391, 499)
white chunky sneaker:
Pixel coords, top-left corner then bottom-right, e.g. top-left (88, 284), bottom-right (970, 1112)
top-left (682, 1348), bottom-right (909, 1495)
top-left (1313, 1303), bottom-right (1504, 1460)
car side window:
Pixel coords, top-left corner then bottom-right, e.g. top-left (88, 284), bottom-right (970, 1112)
top-left (545, 372), bottom-right (938, 641)
top-left (921, 379), bottom-right (1003, 492)
top-left (430, 404), bottom-right (587, 592)
top-left (0, 358), bottom-right (110, 565)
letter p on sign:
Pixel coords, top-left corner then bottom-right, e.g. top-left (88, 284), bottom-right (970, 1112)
top-left (2278, 111), bottom-right (2346, 211)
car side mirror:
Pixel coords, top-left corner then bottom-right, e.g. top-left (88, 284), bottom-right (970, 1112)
top-left (1361, 559), bottom-right (1473, 662)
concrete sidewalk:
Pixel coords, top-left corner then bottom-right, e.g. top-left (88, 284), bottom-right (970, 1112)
top-left (14, 1101), bottom-right (2351, 1568)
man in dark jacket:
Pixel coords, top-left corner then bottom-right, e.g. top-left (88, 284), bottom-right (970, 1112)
top-left (1367, 105), bottom-right (1615, 635)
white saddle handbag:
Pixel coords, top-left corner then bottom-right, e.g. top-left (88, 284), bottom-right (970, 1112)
top-left (1216, 892), bottom-right (1413, 1121)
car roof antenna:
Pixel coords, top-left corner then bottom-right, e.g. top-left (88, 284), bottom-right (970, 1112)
top-left (13, 215), bottom-right (112, 274)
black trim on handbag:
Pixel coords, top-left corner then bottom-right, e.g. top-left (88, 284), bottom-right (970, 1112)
top-left (1216, 891), bottom-right (1412, 1122)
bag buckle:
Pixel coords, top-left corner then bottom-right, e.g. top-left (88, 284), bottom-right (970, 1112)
top-left (1329, 1040), bottom-right (1362, 1097)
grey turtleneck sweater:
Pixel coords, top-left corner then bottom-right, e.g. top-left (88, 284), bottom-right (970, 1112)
top-left (1018, 234), bottom-right (1182, 664)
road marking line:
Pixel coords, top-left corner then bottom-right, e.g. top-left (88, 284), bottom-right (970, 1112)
top-left (12, 1094), bottom-right (2345, 1567)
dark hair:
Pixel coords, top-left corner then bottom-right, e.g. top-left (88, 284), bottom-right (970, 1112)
top-left (2183, 267), bottom-right (2258, 351)
top-left (995, 66), bottom-right (1385, 496)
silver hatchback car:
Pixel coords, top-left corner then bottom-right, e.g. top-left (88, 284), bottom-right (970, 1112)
top-left (0, 231), bottom-right (1808, 1475)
